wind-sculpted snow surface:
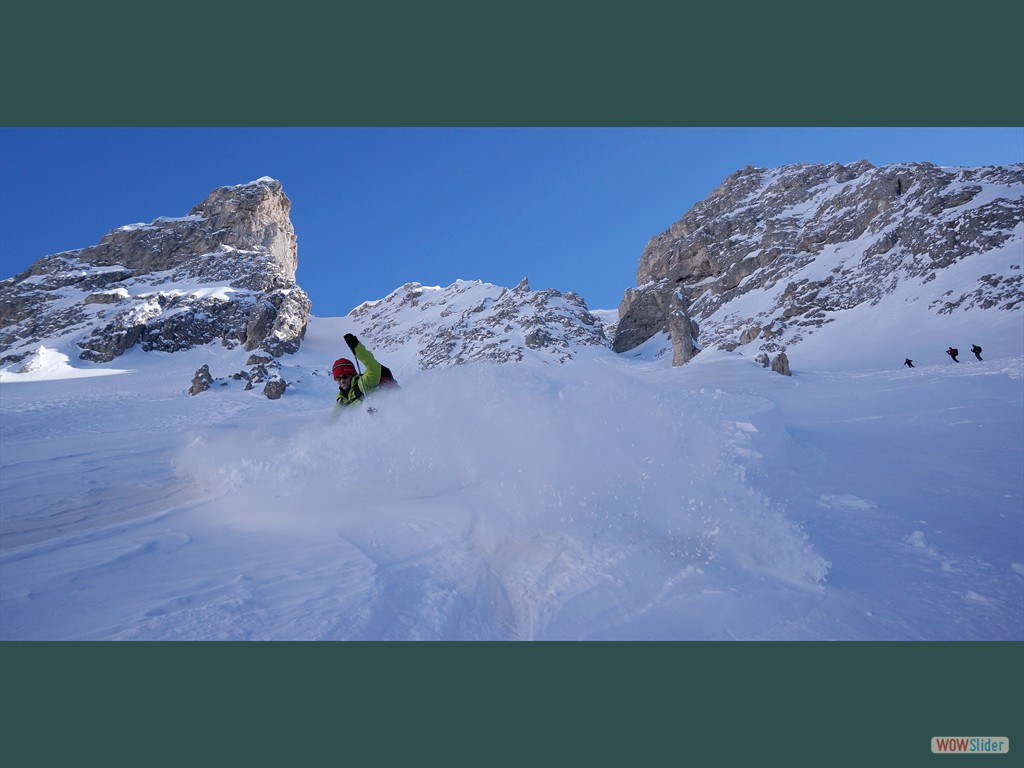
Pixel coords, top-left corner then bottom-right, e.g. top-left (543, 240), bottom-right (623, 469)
top-left (173, 359), bottom-right (829, 640)
top-left (1, 315), bottom-right (1021, 640)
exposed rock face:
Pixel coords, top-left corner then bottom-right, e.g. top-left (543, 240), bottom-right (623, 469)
top-left (191, 355), bottom-right (290, 400)
top-left (614, 161), bottom-right (1024, 364)
top-left (0, 178), bottom-right (311, 365)
top-left (189, 364), bottom-right (214, 395)
top-left (263, 375), bottom-right (287, 400)
top-left (770, 352), bottom-right (791, 376)
top-left (348, 277), bottom-right (611, 368)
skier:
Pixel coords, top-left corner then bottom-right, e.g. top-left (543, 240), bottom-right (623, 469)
top-left (971, 344), bottom-right (983, 361)
top-left (330, 333), bottom-right (382, 421)
top-left (904, 358), bottom-right (915, 368)
top-left (946, 346), bottom-right (960, 363)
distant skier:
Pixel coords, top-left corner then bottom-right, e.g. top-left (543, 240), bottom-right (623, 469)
top-left (904, 358), bottom-right (915, 368)
top-left (971, 344), bottom-right (983, 361)
top-left (946, 347), bottom-right (960, 363)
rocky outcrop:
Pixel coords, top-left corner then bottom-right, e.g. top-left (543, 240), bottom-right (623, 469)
top-left (615, 161), bottom-right (1024, 364)
top-left (0, 178), bottom-right (310, 365)
top-left (770, 351), bottom-right (792, 376)
top-left (190, 356), bottom-right (290, 400)
top-left (263, 375), bottom-right (287, 400)
top-left (189, 364), bottom-right (215, 395)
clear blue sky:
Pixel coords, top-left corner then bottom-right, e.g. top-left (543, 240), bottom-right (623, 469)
top-left (2, 127), bottom-right (1021, 314)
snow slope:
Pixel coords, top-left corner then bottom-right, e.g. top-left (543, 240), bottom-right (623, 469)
top-left (2, 300), bottom-right (1021, 640)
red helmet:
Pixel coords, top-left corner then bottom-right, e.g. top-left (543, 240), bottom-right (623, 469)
top-left (332, 358), bottom-right (356, 378)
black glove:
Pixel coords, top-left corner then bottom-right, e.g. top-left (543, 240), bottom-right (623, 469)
top-left (344, 333), bottom-right (359, 352)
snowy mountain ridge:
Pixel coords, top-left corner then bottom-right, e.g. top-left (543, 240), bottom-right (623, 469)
top-left (0, 178), bottom-right (310, 366)
top-left (615, 161), bottom-right (1024, 366)
top-left (0, 178), bottom-right (617, 387)
top-left (347, 277), bottom-right (611, 369)
top-left (2, 164), bottom-right (1021, 385)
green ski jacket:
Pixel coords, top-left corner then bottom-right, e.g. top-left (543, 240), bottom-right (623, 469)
top-left (330, 342), bottom-right (382, 422)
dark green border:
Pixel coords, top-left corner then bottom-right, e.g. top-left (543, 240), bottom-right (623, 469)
top-left (2, 4), bottom-right (1021, 767)
top-left (2, 3), bottom-right (1023, 126)
top-left (2, 642), bottom-right (1020, 767)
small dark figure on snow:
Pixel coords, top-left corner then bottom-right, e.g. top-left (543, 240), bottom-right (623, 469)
top-left (904, 358), bottom-right (915, 368)
top-left (971, 344), bottom-right (983, 361)
top-left (946, 347), bottom-right (959, 363)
